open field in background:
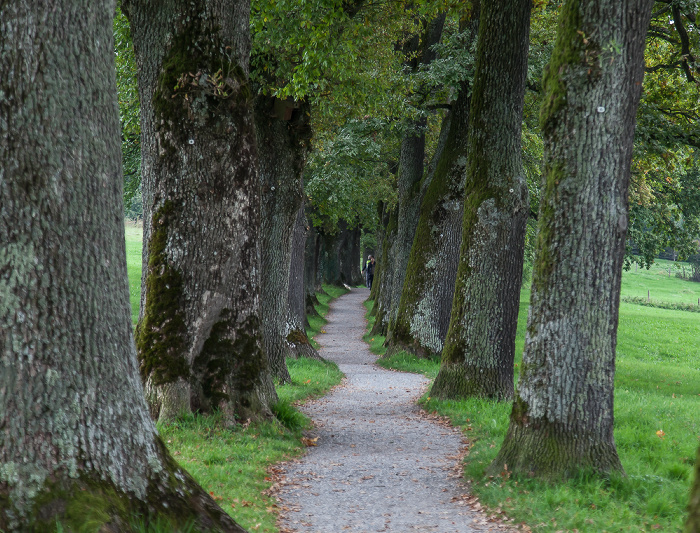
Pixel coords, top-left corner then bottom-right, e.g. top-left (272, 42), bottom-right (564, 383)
top-left (125, 224), bottom-right (698, 531)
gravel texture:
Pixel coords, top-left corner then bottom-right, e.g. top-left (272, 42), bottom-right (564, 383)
top-left (277, 288), bottom-right (498, 533)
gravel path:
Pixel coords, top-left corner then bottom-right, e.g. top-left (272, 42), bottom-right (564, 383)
top-left (277, 288), bottom-right (496, 533)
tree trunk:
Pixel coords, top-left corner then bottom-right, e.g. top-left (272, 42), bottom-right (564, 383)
top-left (0, 2), bottom-right (246, 530)
top-left (350, 227), bottom-right (364, 286)
top-left (386, 15), bottom-right (446, 335)
top-left (388, 10), bottom-right (478, 359)
top-left (492, 0), bottom-right (654, 478)
top-left (388, 106), bottom-right (463, 356)
top-left (371, 206), bottom-right (398, 336)
top-left (431, 0), bottom-right (531, 401)
top-left (304, 220), bottom-right (322, 319)
top-left (319, 229), bottom-right (342, 286)
top-left (255, 95), bottom-right (312, 382)
top-left (287, 205), bottom-right (322, 359)
top-left (125, 0), bottom-right (275, 422)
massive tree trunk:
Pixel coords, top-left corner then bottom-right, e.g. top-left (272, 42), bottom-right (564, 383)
top-left (0, 2), bottom-right (246, 531)
top-left (125, 0), bottom-right (275, 422)
top-left (255, 95), bottom-right (312, 382)
top-left (385, 15), bottom-right (446, 335)
top-left (431, 0), bottom-right (531, 401)
top-left (287, 205), bottom-right (322, 359)
top-left (491, 0), bottom-right (654, 478)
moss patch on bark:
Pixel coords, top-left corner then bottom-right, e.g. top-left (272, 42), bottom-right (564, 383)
top-left (136, 201), bottom-right (189, 386)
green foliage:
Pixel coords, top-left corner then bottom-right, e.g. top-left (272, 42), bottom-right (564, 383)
top-left (114, 7), bottom-right (141, 216)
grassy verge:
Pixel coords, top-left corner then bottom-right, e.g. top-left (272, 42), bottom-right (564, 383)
top-left (124, 224), bottom-right (346, 532)
top-left (363, 283), bottom-right (700, 532)
top-left (306, 284), bottom-right (350, 349)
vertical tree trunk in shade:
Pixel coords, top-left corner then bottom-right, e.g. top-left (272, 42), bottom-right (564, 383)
top-left (388, 9), bottom-right (479, 358)
top-left (370, 206), bottom-right (398, 336)
top-left (336, 220), bottom-right (360, 286)
top-left (319, 230), bottom-right (342, 285)
top-left (491, 0), bottom-right (654, 478)
top-left (688, 446), bottom-right (700, 532)
top-left (254, 95), bottom-right (312, 382)
top-left (350, 227), bottom-right (364, 286)
top-left (431, 0), bottom-right (531, 401)
top-left (304, 221), bottom-right (323, 318)
top-left (287, 205), bottom-right (322, 359)
top-left (386, 15), bottom-right (446, 334)
top-left (124, 0), bottom-right (276, 422)
top-left (0, 2), bottom-right (246, 531)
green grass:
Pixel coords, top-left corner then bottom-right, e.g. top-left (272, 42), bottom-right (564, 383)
top-left (622, 258), bottom-right (700, 308)
top-left (305, 284), bottom-right (349, 349)
top-left (125, 222), bottom-right (142, 325)
top-left (123, 224), bottom-right (345, 532)
top-left (364, 267), bottom-right (700, 532)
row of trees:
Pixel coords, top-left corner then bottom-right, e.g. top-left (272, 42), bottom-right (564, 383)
top-left (2, 0), bottom-right (699, 532)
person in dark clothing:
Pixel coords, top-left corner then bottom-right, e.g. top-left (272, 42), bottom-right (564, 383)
top-left (366, 255), bottom-right (375, 290)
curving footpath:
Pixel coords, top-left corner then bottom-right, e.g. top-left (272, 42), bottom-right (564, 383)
top-left (277, 288), bottom-right (507, 533)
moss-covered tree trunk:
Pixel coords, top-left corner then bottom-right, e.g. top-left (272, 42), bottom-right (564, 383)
top-left (431, 0), bottom-right (531, 401)
top-left (287, 205), bottom-right (322, 359)
top-left (385, 16), bottom-right (446, 337)
top-left (388, 9), bottom-right (478, 358)
top-left (491, 0), bottom-right (654, 478)
top-left (254, 95), bottom-right (313, 382)
top-left (125, 0), bottom-right (275, 422)
top-left (0, 2), bottom-right (247, 531)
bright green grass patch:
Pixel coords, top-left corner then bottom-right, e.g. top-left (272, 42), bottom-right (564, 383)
top-left (363, 286), bottom-right (700, 532)
top-left (362, 300), bottom-right (387, 356)
top-left (125, 222), bottom-right (143, 325)
top-left (155, 356), bottom-right (343, 533)
top-left (621, 258), bottom-right (700, 307)
top-left (157, 412), bottom-right (296, 533)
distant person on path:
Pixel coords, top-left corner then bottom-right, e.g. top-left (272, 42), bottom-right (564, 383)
top-left (366, 255), bottom-right (375, 290)
top-left (362, 255), bottom-right (371, 287)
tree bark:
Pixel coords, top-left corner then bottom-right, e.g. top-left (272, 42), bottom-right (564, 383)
top-left (371, 206), bottom-right (398, 336)
top-left (350, 227), bottom-right (364, 286)
top-left (388, 9), bottom-right (478, 359)
top-left (431, 0), bottom-right (531, 401)
top-left (255, 95), bottom-right (313, 382)
top-left (492, 0), bottom-right (654, 478)
top-left (304, 220), bottom-right (323, 319)
top-left (287, 205), bottom-right (322, 359)
top-left (386, 15), bottom-right (446, 335)
top-left (0, 2), bottom-right (246, 530)
top-left (124, 0), bottom-right (275, 422)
